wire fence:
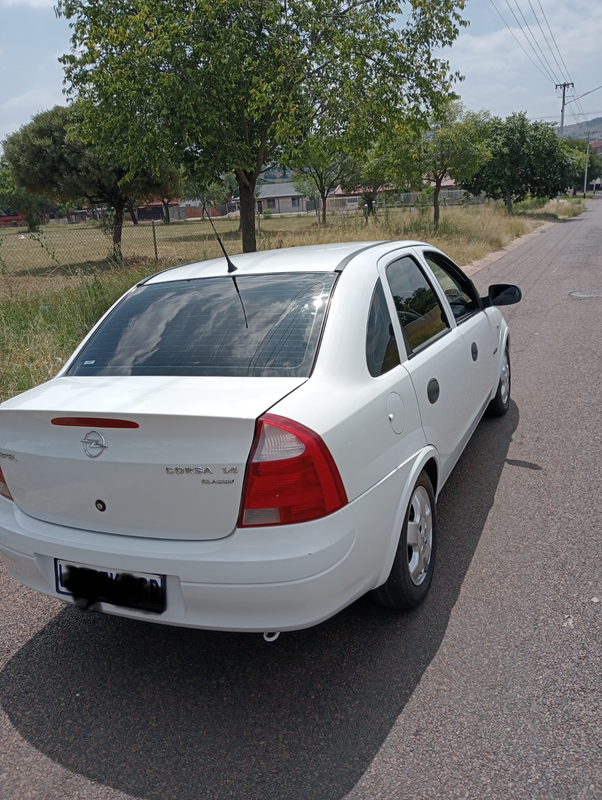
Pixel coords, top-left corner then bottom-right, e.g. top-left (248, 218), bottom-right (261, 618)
top-left (0, 219), bottom-right (231, 298)
top-left (0, 194), bottom-right (488, 299)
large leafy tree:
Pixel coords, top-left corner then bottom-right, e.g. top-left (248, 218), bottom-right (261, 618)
top-left (3, 106), bottom-right (178, 256)
top-left (57, 0), bottom-right (468, 252)
top-left (460, 112), bottom-right (580, 213)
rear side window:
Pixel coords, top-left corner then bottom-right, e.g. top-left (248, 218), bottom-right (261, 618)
top-left (366, 279), bottom-right (400, 377)
top-left (68, 273), bottom-right (337, 378)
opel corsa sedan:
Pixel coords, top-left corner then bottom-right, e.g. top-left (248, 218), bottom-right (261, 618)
top-left (0, 241), bottom-right (520, 635)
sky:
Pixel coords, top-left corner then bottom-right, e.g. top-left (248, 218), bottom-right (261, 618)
top-left (1, 0), bottom-right (601, 143)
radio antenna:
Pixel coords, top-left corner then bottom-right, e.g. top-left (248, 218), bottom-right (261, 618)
top-left (202, 200), bottom-right (238, 273)
top-left (201, 198), bottom-right (248, 328)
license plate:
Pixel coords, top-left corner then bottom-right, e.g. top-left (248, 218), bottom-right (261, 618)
top-left (55, 559), bottom-right (166, 614)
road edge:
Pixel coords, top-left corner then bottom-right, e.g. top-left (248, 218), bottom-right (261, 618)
top-left (462, 220), bottom-right (554, 278)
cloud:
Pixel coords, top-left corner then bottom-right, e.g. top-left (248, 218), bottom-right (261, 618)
top-left (1, 88), bottom-right (63, 114)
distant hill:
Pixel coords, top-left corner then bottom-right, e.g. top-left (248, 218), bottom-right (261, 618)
top-left (559, 116), bottom-right (602, 141)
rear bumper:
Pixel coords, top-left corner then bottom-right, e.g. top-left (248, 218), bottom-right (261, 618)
top-left (0, 483), bottom-right (389, 631)
top-left (0, 451), bottom-right (415, 631)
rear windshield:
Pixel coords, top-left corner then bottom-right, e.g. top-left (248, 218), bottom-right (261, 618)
top-left (68, 273), bottom-right (337, 378)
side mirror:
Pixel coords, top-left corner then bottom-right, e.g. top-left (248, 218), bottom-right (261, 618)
top-left (482, 284), bottom-right (522, 307)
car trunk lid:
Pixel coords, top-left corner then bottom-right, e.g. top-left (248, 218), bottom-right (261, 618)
top-left (0, 375), bottom-right (305, 540)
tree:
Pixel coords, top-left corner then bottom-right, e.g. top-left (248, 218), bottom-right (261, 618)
top-left (292, 173), bottom-right (321, 221)
top-left (0, 157), bottom-right (57, 230)
top-left (341, 147), bottom-right (393, 223)
top-left (181, 172), bottom-right (238, 219)
top-left (291, 138), bottom-right (355, 225)
top-left (564, 137), bottom-right (602, 191)
top-left (460, 113), bottom-right (580, 213)
top-left (142, 166), bottom-right (186, 224)
top-left (391, 103), bottom-right (490, 228)
top-left (57, 0), bottom-right (468, 252)
top-left (3, 106), bottom-right (178, 257)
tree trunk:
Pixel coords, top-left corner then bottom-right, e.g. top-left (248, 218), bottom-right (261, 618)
top-left (238, 178), bottom-right (257, 253)
top-left (162, 200), bottom-right (170, 224)
top-left (433, 182), bottom-right (441, 229)
top-left (320, 192), bottom-right (328, 226)
top-left (112, 205), bottom-right (124, 260)
top-left (506, 188), bottom-right (513, 214)
top-left (128, 199), bottom-right (138, 225)
top-left (25, 212), bottom-right (39, 232)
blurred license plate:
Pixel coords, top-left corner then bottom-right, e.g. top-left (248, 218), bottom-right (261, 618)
top-left (55, 559), bottom-right (166, 613)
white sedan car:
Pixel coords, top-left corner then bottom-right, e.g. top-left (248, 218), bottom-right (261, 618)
top-left (0, 241), bottom-right (520, 636)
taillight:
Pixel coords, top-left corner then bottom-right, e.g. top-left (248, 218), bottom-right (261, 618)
top-left (0, 465), bottom-right (14, 501)
top-left (239, 413), bottom-right (347, 527)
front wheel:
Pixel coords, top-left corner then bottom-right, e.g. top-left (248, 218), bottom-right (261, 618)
top-left (486, 347), bottom-right (511, 417)
top-left (370, 470), bottom-right (437, 610)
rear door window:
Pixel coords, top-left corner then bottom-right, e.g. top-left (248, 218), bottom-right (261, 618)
top-left (68, 273), bottom-right (337, 378)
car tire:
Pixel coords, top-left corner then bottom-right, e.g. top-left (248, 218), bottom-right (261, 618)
top-left (370, 470), bottom-right (437, 610)
top-left (486, 347), bottom-right (511, 417)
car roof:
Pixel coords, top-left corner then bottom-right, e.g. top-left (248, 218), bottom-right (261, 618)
top-left (143, 240), bottom-right (427, 284)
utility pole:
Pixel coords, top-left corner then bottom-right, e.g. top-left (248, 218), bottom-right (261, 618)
top-left (583, 131), bottom-right (591, 198)
top-left (556, 83), bottom-right (574, 201)
top-left (556, 82), bottom-right (574, 139)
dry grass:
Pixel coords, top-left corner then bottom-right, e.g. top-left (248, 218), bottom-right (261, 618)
top-left (0, 203), bottom-right (536, 286)
top-left (256, 204), bottom-right (537, 266)
top-left (0, 202), bottom-right (565, 403)
top-left (535, 198), bottom-right (585, 218)
top-left (514, 196), bottom-right (586, 218)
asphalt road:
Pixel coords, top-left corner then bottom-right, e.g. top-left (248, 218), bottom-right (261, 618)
top-left (1, 201), bottom-right (601, 800)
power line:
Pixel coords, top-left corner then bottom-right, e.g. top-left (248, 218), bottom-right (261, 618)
top-left (488, 0), bottom-right (555, 83)
top-left (501, 0), bottom-right (557, 82)
top-left (527, 0), bottom-right (568, 83)
top-left (566, 85), bottom-right (602, 104)
top-left (536, 0), bottom-right (574, 86)
top-left (509, 0), bottom-right (561, 84)
top-left (534, 1), bottom-right (588, 121)
top-left (526, 2), bottom-right (589, 125)
top-left (568, 88), bottom-right (589, 123)
top-left (536, 111), bottom-right (602, 120)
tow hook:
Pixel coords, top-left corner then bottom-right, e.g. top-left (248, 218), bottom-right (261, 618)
top-left (263, 631), bottom-right (281, 642)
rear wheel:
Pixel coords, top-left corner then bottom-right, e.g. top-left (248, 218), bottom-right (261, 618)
top-left (486, 347), bottom-right (510, 417)
top-left (370, 471), bottom-right (437, 610)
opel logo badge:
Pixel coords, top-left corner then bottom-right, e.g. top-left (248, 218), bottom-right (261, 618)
top-left (82, 430), bottom-right (108, 458)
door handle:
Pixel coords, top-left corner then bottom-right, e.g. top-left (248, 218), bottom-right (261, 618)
top-left (471, 342), bottom-right (478, 361)
top-left (427, 378), bottom-right (440, 404)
